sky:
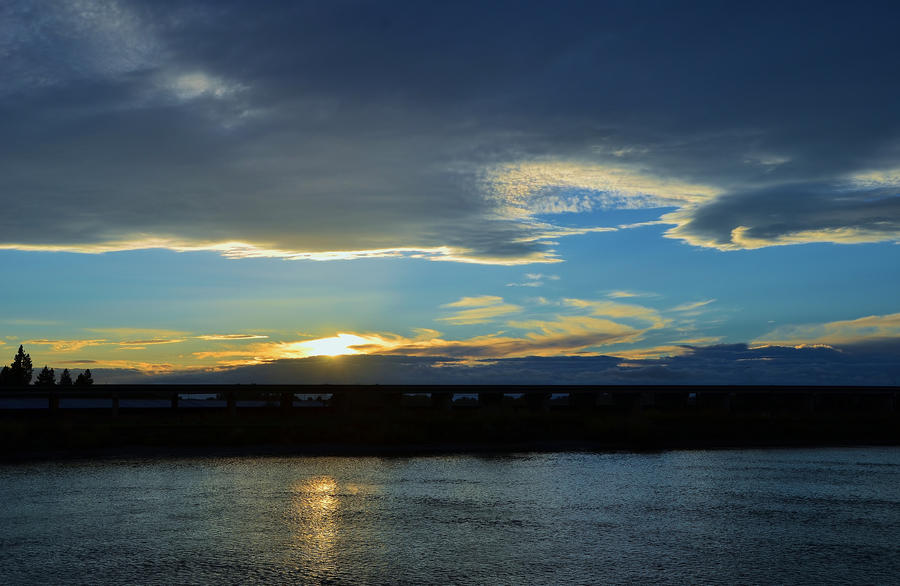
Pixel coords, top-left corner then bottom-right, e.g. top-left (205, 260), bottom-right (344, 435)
top-left (1, 0), bottom-right (898, 384)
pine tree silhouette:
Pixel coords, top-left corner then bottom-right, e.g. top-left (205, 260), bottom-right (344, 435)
top-left (0, 346), bottom-right (33, 386)
top-left (75, 369), bottom-right (94, 386)
top-left (59, 369), bottom-right (73, 386)
top-left (34, 366), bottom-right (56, 387)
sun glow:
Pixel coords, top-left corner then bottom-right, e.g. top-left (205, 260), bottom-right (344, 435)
top-left (286, 333), bottom-right (372, 357)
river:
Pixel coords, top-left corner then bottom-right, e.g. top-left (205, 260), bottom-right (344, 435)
top-left (1, 447), bottom-right (898, 584)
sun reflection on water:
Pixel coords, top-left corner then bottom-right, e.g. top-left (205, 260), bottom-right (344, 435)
top-left (289, 476), bottom-right (340, 573)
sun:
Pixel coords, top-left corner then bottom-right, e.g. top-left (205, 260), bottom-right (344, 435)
top-left (296, 333), bottom-right (369, 357)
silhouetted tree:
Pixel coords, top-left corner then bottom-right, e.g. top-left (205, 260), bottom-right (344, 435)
top-left (75, 369), bottom-right (93, 386)
top-left (1, 345), bottom-right (33, 386)
top-left (34, 366), bottom-right (56, 387)
top-left (59, 369), bottom-right (73, 386)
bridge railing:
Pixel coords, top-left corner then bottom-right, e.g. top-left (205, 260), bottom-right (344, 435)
top-left (0, 385), bottom-right (895, 414)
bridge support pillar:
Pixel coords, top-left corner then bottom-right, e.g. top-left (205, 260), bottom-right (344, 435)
top-left (479, 392), bottom-right (503, 408)
top-left (570, 391), bottom-right (597, 410)
top-left (431, 392), bottom-right (453, 410)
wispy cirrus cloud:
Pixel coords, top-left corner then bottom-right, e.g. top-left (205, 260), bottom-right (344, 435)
top-left (506, 273), bottom-right (560, 287)
top-left (438, 296), bottom-right (522, 325)
top-left (607, 290), bottom-right (643, 299)
top-left (755, 312), bottom-right (900, 348)
top-left (196, 334), bottom-right (269, 341)
top-left (670, 299), bottom-right (716, 312)
top-left (118, 339), bottom-right (186, 346)
top-left (562, 299), bottom-right (669, 329)
top-left (24, 339), bottom-right (108, 352)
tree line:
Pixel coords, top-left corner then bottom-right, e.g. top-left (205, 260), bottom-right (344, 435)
top-left (0, 345), bottom-right (93, 387)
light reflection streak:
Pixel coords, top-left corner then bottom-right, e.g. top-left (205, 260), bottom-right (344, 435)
top-left (289, 476), bottom-right (340, 574)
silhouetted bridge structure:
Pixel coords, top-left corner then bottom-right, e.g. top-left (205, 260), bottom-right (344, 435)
top-left (1, 385), bottom-right (898, 454)
top-left (0, 384), bottom-right (897, 413)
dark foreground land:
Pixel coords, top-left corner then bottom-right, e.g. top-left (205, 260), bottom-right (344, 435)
top-left (1, 385), bottom-right (897, 458)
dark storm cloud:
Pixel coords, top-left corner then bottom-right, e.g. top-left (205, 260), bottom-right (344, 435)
top-left (1, 0), bottom-right (899, 260)
top-left (665, 182), bottom-right (900, 248)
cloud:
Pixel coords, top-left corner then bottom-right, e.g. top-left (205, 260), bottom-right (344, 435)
top-left (608, 337), bottom-right (725, 360)
top-left (562, 299), bottom-right (669, 329)
top-left (606, 290), bottom-right (658, 299)
top-left (190, 310), bottom-right (652, 365)
top-left (23, 339), bottom-right (107, 352)
top-left (506, 273), bottom-right (560, 287)
top-left (196, 334), bottom-right (269, 341)
top-left (184, 295), bottom-right (669, 365)
top-left (118, 338), bottom-right (186, 346)
top-left (442, 296), bottom-right (505, 308)
top-left (59, 360), bottom-right (177, 377)
top-left (670, 299), bottom-right (716, 312)
top-left (662, 183), bottom-right (900, 250)
top-left (1, 0), bottom-right (158, 96)
top-left (438, 296), bottom-right (522, 324)
top-left (755, 312), bottom-right (900, 347)
top-left (344, 324), bottom-right (642, 359)
top-left (483, 161), bottom-right (719, 216)
top-left (165, 71), bottom-right (241, 102)
top-left (1, 1), bottom-right (898, 263)
top-left (99, 340), bottom-right (900, 386)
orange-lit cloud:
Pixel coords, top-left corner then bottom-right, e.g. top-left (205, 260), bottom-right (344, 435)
top-left (24, 339), bottom-right (108, 352)
top-left (755, 312), bottom-right (900, 347)
top-left (0, 240), bottom-right (568, 266)
top-left (58, 359), bottom-right (179, 374)
top-left (438, 296), bottom-right (522, 325)
top-left (196, 334), bottom-right (269, 341)
top-left (13, 294), bottom-right (733, 372)
top-left (118, 338), bottom-right (186, 346)
top-left (562, 298), bottom-right (669, 328)
top-left (609, 336), bottom-right (724, 359)
top-left (607, 290), bottom-right (641, 298)
top-left (195, 309), bottom-right (650, 365)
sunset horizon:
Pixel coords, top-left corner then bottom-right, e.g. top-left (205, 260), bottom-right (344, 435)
top-left (2, 3), bottom-right (899, 584)
top-left (2, 2), bottom-right (898, 387)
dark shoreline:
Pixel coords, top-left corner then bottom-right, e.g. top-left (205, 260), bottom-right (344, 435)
top-left (5, 438), bottom-right (900, 465)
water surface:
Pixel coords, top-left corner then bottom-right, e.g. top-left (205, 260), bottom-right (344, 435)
top-left (1, 448), bottom-right (898, 584)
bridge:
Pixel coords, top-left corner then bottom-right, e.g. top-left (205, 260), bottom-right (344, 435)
top-left (1, 385), bottom-right (897, 454)
top-left (0, 383), bottom-right (896, 413)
